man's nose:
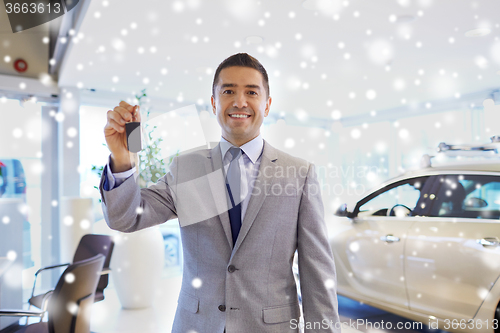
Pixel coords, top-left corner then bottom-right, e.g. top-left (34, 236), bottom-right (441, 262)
top-left (232, 92), bottom-right (248, 108)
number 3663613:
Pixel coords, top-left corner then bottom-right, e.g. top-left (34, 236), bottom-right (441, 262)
top-left (443, 319), bottom-right (498, 330)
top-left (5, 2), bottom-right (61, 14)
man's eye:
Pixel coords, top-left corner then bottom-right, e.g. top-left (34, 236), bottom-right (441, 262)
top-left (223, 90), bottom-right (233, 94)
top-left (248, 91), bottom-right (257, 95)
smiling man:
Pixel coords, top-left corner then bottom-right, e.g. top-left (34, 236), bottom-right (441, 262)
top-left (101, 53), bottom-right (341, 332)
top-left (211, 65), bottom-right (270, 147)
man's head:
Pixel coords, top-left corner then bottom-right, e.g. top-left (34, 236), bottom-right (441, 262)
top-left (212, 53), bottom-right (270, 99)
top-left (211, 53), bottom-right (272, 147)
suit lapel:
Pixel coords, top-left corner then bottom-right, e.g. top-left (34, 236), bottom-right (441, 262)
top-left (231, 140), bottom-right (278, 256)
top-left (205, 144), bottom-right (234, 249)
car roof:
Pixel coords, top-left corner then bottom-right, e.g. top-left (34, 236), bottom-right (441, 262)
top-left (364, 160), bottom-right (500, 198)
top-left (419, 159), bottom-right (500, 173)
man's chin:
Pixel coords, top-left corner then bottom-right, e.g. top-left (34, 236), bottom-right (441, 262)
top-left (224, 131), bottom-right (257, 143)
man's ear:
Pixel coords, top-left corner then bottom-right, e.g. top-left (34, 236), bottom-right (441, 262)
top-left (264, 96), bottom-right (272, 117)
top-left (210, 95), bottom-right (216, 115)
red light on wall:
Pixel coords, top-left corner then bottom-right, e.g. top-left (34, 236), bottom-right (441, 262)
top-left (13, 59), bottom-right (28, 73)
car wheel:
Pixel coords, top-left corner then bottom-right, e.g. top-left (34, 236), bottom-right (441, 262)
top-left (163, 235), bottom-right (179, 267)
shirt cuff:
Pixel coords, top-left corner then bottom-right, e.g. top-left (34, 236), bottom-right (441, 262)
top-left (104, 156), bottom-right (137, 190)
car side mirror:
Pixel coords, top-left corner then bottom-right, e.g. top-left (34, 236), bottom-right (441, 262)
top-left (464, 197), bottom-right (487, 208)
top-left (334, 203), bottom-right (353, 218)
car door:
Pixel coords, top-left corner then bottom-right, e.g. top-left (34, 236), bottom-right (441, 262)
top-left (405, 173), bottom-right (500, 321)
top-left (332, 176), bottom-right (429, 307)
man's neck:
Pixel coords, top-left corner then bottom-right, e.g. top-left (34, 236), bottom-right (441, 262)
top-left (222, 134), bottom-right (259, 147)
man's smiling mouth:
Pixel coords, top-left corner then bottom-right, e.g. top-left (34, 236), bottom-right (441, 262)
top-left (229, 114), bottom-right (251, 118)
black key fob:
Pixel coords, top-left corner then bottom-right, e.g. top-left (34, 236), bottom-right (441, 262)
top-left (125, 122), bottom-right (142, 153)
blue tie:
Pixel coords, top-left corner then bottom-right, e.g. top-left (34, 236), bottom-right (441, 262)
top-left (226, 147), bottom-right (242, 246)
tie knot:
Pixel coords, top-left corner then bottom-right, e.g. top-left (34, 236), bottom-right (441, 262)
top-left (229, 147), bottom-right (242, 161)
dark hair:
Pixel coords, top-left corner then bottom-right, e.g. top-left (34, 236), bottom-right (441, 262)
top-left (212, 53), bottom-right (270, 99)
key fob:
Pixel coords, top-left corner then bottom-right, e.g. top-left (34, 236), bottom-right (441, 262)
top-left (125, 121), bottom-right (142, 153)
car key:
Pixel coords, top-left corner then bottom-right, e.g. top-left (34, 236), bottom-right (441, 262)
top-left (125, 106), bottom-right (142, 153)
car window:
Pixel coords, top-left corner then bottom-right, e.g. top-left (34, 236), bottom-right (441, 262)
top-left (358, 177), bottom-right (427, 217)
top-left (429, 175), bottom-right (500, 219)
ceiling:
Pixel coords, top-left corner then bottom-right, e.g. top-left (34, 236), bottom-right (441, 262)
top-left (2, 0), bottom-right (500, 119)
top-left (0, 3), bottom-right (50, 79)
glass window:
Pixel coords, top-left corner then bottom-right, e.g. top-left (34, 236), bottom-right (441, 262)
top-left (0, 97), bottom-right (42, 293)
top-left (79, 105), bottom-right (112, 221)
top-left (358, 177), bottom-right (427, 217)
top-left (429, 175), bottom-right (500, 219)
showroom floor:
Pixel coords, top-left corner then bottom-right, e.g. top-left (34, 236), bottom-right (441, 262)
top-left (90, 277), bottom-right (179, 333)
top-left (87, 267), bottom-right (447, 333)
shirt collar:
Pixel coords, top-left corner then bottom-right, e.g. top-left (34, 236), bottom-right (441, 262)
top-left (220, 135), bottom-right (264, 164)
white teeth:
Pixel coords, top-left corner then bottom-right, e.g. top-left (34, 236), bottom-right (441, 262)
top-left (230, 114), bottom-right (249, 118)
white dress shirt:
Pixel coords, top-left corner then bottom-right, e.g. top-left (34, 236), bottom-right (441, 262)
top-left (219, 135), bottom-right (263, 221)
top-left (107, 135), bottom-right (264, 222)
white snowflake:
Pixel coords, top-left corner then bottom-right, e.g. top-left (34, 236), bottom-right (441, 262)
top-left (67, 302), bottom-right (78, 314)
top-left (63, 216), bottom-right (74, 226)
top-left (192, 277), bottom-right (202, 289)
top-left (65, 273), bottom-right (76, 283)
top-left (6, 250), bottom-right (16, 261)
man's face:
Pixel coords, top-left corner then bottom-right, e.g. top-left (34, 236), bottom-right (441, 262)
top-left (211, 66), bottom-right (272, 146)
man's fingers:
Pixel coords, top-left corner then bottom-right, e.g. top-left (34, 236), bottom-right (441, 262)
top-left (110, 119), bottom-right (125, 133)
top-left (132, 105), bottom-right (141, 122)
top-left (107, 110), bottom-right (126, 125)
top-left (104, 118), bottom-right (125, 134)
top-left (110, 102), bottom-right (140, 123)
top-left (113, 105), bottom-right (134, 122)
top-left (119, 100), bottom-right (135, 112)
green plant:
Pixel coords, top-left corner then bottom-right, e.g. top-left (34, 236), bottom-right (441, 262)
top-left (135, 89), bottom-right (167, 187)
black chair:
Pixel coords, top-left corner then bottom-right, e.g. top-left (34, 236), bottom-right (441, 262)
top-left (0, 254), bottom-right (105, 333)
top-left (28, 235), bottom-right (114, 312)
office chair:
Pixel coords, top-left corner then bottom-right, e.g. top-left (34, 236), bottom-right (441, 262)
top-left (0, 254), bottom-right (105, 333)
top-left (28, 234), bottom-right (114, 312)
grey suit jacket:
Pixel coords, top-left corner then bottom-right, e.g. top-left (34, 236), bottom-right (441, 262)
top-left (101, 140), bottom-right (341, 333)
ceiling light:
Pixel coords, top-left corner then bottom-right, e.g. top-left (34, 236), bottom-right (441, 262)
top-left (246, 36), bottom-right (263, 44)
top-left (465, 28), bottom-right (491, 37)
top-left (302, 0), bottom-right (319, 10)
top-left (301, 0), bottom-right (342, 15)
top-left (395, 15), bottom-right (416, 23)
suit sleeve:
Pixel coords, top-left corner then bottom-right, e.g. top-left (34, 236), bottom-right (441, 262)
top-left (297, 163), bottom-right (341, 333)
top-left (99, 156), bottom-right (179, 233)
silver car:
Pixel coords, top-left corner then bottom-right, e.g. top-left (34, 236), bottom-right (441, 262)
top-left (332, 149), bottom-right (500, 332)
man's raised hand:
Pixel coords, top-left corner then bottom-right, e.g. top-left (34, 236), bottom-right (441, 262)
top-left (104, 101), bottom-right (141, 172)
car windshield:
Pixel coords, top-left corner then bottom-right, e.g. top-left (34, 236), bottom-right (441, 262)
top-left (359, 177), bottom-right (427, 216)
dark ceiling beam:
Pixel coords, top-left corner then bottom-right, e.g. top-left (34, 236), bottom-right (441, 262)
top-left (48, 0), bottom-right (91, 79)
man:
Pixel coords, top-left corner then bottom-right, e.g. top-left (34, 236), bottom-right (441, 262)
top-left (101, 53), bottom-right (340, 332)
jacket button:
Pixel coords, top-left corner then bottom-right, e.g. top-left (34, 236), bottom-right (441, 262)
top-left (228, 265), bottom-right (236, 273)
top-left (218, 304), bottom-right (226, 312)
